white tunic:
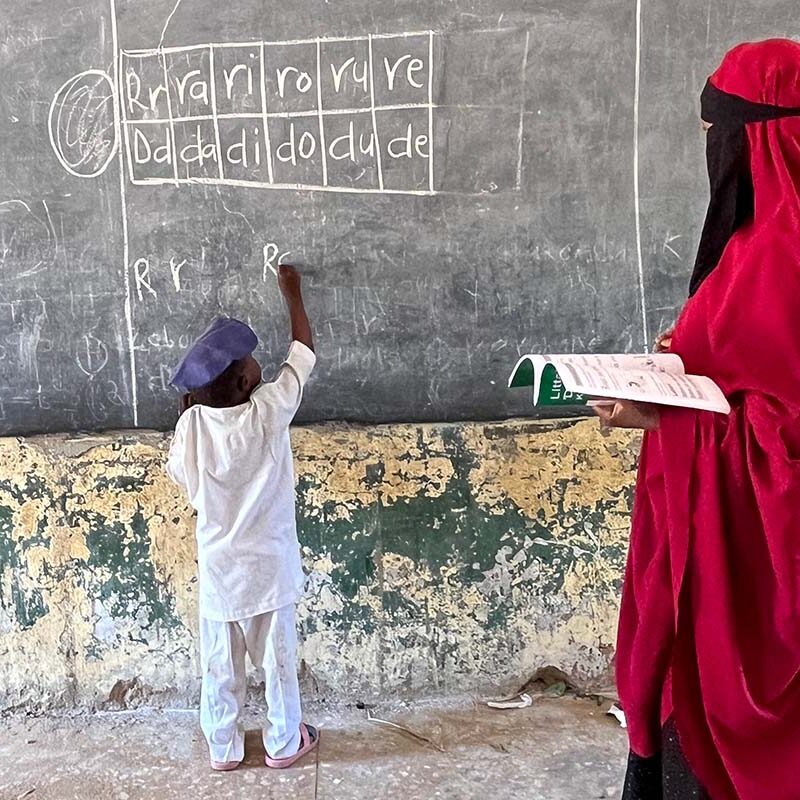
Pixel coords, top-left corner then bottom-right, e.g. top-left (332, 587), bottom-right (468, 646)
top-left (167, 341), bottom-right (316, 621)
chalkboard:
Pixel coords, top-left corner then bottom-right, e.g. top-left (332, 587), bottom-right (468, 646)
top-left (1, 0), bottom-right (784, 435)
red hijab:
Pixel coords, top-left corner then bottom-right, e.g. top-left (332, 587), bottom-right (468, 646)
top-left (618, 39), bottom-right (800, 799)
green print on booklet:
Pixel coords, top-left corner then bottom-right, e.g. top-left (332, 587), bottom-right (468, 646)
top-left (508, 360), bottom-right (586, 406)
top-left (538, 364), bottom-right (587, 406)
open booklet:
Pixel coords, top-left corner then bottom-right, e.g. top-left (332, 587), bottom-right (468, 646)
top-left (508, 353), bottom-right (730, 414)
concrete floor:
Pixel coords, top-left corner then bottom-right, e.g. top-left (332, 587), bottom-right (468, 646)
top-left (0, 696), bottom-right (628, 800)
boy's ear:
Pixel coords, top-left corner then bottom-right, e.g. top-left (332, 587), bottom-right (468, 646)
top-left (237, 374), bottom-right (249, 393)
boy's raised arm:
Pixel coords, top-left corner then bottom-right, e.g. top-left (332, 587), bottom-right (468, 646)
top-left (255, 265), bottom-right (316, 428)
top-left (278, 265), bottom-right (314, 352)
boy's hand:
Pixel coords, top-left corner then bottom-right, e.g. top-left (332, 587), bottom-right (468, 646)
top-left (278, 265), bottom-right (302, 301)
top-left (593, 400), bottom-right (660, 430)
top-left (277, 264), bottom-right (314, 351)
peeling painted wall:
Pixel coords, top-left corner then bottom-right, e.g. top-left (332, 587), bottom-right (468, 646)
top-left (0, 419), bottom-right (639, 711)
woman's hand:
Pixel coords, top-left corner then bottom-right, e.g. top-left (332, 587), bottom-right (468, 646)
top-left (654, 328), bottom-right (675, 353)
top-left (593, 400), bottom-right (660, 430)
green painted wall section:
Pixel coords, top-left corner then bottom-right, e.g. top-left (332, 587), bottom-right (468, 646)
top-left (0, 420), bottom-right (639, 710)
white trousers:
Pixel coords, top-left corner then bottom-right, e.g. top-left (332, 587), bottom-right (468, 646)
top-left (199, 605), bottom-right (302, 762)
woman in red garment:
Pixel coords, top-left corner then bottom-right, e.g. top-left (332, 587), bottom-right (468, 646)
top-left (598, 39), bottom-right (800, 799)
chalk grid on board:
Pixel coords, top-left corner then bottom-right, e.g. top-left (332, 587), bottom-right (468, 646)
top-left (120, 32), bottom-right (437, 196)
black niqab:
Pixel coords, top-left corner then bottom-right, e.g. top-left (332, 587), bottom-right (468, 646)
top-left (689, 81), bottom-right (800, 296)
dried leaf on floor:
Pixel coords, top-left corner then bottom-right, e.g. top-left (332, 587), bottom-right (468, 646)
top-left (607, 704), bottom-right (627, 728)
top-left (486, 692), bottom-right (534, 710)
top-left (366, 711), bottom-right (446, 752)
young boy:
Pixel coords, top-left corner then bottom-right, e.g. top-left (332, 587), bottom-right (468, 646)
top-left (166, 265), bottom-right (318, 771)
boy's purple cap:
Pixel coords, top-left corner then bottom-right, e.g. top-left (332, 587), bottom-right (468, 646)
top-left (170, 317), bottom-right (258, 392)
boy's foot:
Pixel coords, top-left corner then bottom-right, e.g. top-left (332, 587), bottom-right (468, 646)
top-left (210, 759), bottom-right (241, 771)
top-left (264, 723), bottom-right (320, 769)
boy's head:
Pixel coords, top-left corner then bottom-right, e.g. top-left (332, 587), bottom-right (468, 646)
top-left (170, 318), bottom-right (262, 408)
top-left (188, 353), bottom-right (262, 408)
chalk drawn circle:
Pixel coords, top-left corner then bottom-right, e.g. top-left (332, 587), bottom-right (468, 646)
top-left (49, 69), bottom-right (117, 178)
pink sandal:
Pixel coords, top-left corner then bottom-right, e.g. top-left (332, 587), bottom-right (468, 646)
top-left (264, 723), bottom-right (320, 769)
top-left (210, 759), bottom-right (241, 771)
